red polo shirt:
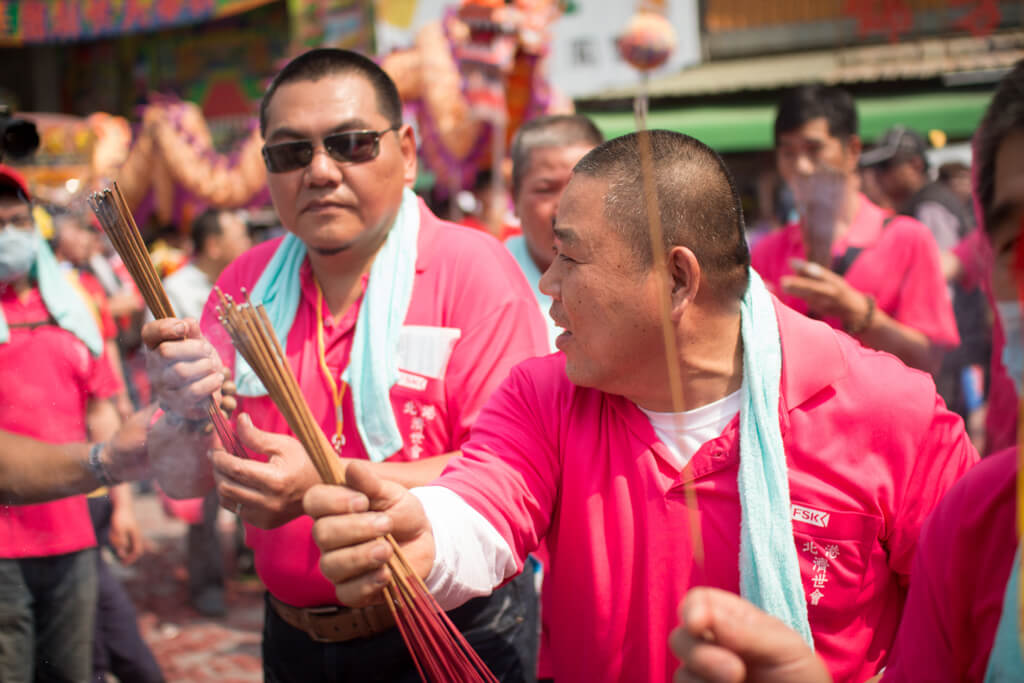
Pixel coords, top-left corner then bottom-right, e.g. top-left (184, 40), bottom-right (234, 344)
top-left (436, 297), bottom-right (977, 683)
top-left (883, 448), bottom-right (1016, 682)
top-left (0, 285), bottom-right (120, 558)
top-left (200, 200), bottom-right (548, 607)
top-left (752, 193), bottom-right (959, 348)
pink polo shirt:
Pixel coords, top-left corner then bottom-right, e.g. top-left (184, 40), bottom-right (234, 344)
top-left (199, 200), bottom-right (548, 607)
top-left (0, 286), bottom-right (120, 558)
top-left (436, 297), bottom-right (977, 683)
top-left (883, 448), bottom-right (1016, 682)
top-left (752, 193), bottom-right (959, 348)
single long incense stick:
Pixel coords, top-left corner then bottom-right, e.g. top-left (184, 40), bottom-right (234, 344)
top-left (631, 124), bottom-right (706, 569)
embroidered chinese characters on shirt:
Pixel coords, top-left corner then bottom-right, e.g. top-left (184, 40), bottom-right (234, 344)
top-left (402, 400), bottom-right (438, 459)
top-left (801, 540), bottom-right (840, 607)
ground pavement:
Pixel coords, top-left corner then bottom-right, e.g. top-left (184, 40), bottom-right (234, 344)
top-left (114, 491), bottom-right (263, 682)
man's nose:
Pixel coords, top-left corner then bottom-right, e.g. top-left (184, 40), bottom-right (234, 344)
top-left (307, 147), bottom-right (343, 185)
top-left (539, 262), bottom-right (559, 300)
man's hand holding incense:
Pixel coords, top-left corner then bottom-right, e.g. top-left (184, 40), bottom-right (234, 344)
top-left (143, 318), bottom-right (226, 419)
top-left (212, 414), bottom-right (324, 529)
top-left (142, 317), bottom-right (224, 498)
top-left (670, 588), bottom-right (832, 683)
top-left (305, 461), bottom-right (435, 608)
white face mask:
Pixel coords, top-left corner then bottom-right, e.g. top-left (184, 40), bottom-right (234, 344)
top-left (996, 301), bottom-right (1024, 397)
top-left (0, 225), bottom-right (37, 283)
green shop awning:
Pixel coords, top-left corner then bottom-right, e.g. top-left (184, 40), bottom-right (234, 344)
top-left (583, 90), bottom-right (993, 154)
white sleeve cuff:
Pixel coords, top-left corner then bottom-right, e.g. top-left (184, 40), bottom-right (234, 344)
top-left (409, 485), bottom-right (519, 611)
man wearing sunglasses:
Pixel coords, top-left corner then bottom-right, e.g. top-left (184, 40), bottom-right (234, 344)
top-left (142, 48), bottom-right (547, 681)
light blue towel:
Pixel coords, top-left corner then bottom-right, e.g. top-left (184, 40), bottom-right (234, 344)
top-left (738, 270), bottom-right (814, 648)
top-left (235, 187), bottom-right (420, 463)
top-left (0, 229), bottom-right (103, 357)
top-left (985, 544), bottom-right (1024, 681)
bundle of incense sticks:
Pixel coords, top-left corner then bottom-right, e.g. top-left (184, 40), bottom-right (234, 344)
top-left (87, 183), bottom-right (245, 458)
top-left (215, 291), bottom-right (497, 683)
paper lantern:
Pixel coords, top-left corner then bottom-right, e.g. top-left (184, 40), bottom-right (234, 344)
top-left (617, 11), bottom-right (676, 72)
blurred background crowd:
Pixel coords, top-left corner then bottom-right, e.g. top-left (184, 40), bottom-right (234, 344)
top-left (0, 1), bottom-right (1019, 681)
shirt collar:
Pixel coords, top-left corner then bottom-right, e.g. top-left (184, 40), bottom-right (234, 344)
top-left (773, 295), bottom-right (848, 411)
top-left (609, 296), bottom-right (847, 463)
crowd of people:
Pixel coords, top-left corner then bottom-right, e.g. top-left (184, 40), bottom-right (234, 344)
top-left (0, 45), bottom-right (1019, 683)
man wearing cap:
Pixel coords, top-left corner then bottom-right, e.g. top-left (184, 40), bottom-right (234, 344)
top-left (0, 165), bottom-right (123, 681)
top-left (863, 126), bottom-right (974, 250)
top-left (752, 86), bottom-right (959, 373)
top-left (862, 126), bottom-right (990, 437)
top-left (142, 49), bottom-right (547, 681)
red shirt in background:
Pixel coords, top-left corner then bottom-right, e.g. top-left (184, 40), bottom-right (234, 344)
top-left (200, 200), bottom-right (548, 607)
top-left (752, 193), bottom-right (960, 348)
top-left (458, 215), bottom-right (521, 242)
top-left (883, 448), bottom-right (1016, 682)
top-left (436, 298), bottom-right (977, 683)
top-left (0, 285), bottom-right (121, 558)
top-left (76, 270), bottom-right (118, 341)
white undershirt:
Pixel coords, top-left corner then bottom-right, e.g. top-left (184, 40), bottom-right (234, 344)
top-left (410, 389), bottom-right (743, 609)
top-left (638, 389), bottom-right (742, 469)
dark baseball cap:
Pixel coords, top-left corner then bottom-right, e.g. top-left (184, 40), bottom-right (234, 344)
top-left (860, 125), bottom-right (929, 167)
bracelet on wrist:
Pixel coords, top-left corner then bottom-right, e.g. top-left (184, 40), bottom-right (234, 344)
top-left (88, 442), bottom-right (118, 488)
top-left (846, 295), bottom-right (876, 336)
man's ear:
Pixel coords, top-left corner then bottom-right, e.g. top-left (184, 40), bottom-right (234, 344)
top-left (399, 124), bottom-right (418, 187)
top-left (668, 245), bottom-right (701, 313)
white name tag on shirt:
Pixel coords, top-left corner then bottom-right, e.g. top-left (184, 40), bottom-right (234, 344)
top-left (791, 504), bottom-right (831, 529)
top-left (396, 370), bottom-right (428, 391)
top-left (396, 325), bottom-right (462, 381)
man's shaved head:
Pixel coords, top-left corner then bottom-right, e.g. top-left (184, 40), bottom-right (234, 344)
top-left (572, 130), bottom-right (750, 301)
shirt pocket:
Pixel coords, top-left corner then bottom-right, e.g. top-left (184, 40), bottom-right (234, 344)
top-left (790, 506), bottom-right (885, 620)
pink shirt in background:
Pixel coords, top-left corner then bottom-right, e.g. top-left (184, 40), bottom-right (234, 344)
top-left (883, 448), bottom-right (1016, 682)
top-left (752, 193), bottom-right (960, 348)
top-left (200, 201), bottom-right (549, 607)
top-left (435, 298), bottom-right (977, 683)
top-left (0, 286), bottom-right (121, 558)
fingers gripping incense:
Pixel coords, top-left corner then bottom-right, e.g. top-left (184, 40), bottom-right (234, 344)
top-left (87, 183), bottom-right (245, 458)
top-left (215, 291), bottom-right (497, 683)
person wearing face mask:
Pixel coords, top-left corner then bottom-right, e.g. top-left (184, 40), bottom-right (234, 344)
top-left (0, 166), bottom-right (124, 682)
top-left (751, 86), bottom-right (959, 374)
top-left (669, 60), bottom-right (1024, 683)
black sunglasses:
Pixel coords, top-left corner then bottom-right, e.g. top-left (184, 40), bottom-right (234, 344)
top-left (262, 125), bottom-right (400, 173)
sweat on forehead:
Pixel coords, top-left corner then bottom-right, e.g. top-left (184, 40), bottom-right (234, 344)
top-left (259, 48), bottom-right (403, 137)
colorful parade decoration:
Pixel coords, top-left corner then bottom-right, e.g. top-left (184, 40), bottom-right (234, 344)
top-left (616, 1), bottom-right (676, 130)
top-left (379, 0), bottom-right (572, 195)
top-left (114, 96), bottom-right (268, 227)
